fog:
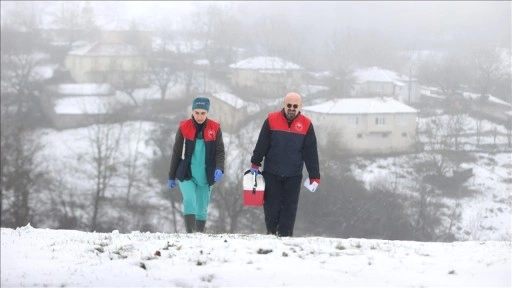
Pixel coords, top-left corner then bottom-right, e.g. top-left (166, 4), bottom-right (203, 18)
top-left (104, 1), bottom-right (511, 49)
top-left (1, 1), bottom-right (510, 240)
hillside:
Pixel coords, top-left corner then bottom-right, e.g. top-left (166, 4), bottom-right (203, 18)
top-left (1, 225), bottom-right (510, 287)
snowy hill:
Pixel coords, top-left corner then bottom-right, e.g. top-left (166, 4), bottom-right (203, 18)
top-left (1, 225), bottom-right (510, 287)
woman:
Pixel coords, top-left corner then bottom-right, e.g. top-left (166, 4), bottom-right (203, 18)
top-left (168, 96), bottom-right (225, 233)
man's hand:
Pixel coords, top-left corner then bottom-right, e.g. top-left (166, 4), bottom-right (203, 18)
top-left (310, 178), bottom-right (320, 185)
top-left (250, 164), bottom-right (260, 174)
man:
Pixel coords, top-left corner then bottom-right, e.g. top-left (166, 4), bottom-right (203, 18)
top-left (250, 92), bottom-right (320, 237)
top-left (168, 96), bottom-right (225, 233)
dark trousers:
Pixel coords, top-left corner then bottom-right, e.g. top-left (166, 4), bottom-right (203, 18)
top-left (263, 173), bottom-right (302, 237)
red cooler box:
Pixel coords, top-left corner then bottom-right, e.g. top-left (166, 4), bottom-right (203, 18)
top-left (243, 169), bottom-right (265, 206)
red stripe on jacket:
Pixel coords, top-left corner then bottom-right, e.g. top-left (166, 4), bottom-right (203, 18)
top-left (268, 111), bottom-right (311, 135)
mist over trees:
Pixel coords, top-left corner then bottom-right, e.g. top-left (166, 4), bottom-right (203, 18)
top-left (1, 1), bottom-right (510, 241)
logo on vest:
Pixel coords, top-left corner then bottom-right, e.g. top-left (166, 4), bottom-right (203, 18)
top-left (208, 129), bottom-right (215, 138)
top-left (295, 122), bottom-right (303, 131)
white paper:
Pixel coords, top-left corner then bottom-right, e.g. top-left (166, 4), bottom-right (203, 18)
top-left (303, 179), bottom-right (318, 193)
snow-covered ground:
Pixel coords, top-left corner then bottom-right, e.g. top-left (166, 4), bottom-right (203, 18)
top-left (350, 152), bottom-right (511, 241)
top-left (1, 225), bottom-right (510, 287)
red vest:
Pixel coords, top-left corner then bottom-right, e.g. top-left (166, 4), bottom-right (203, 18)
top-left (180, 118), bottom-right (220, 141)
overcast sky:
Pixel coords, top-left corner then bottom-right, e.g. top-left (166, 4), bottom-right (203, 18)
top-left (97, 1), bottom-right (510, 49)
top-left (1, 1), bottom-right (509, 50)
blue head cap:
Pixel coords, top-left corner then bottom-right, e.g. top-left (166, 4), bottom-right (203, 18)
top-left (192, 97), bottom-right (210, 112)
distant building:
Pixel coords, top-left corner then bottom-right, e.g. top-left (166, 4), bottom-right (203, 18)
top-left (64, 41), bottom-right (148, 88)
top-left (303, 97), bottom-right (418, 155)
top-left (351, 67), bottom-right (420, 104)
top-left (229, 57), bottom-right (303, 95)
top-left (205, 92), bottom-right (261, 133)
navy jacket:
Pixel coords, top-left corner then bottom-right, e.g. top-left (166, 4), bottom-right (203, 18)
top-left (251, 110), bottom-right (320, 179)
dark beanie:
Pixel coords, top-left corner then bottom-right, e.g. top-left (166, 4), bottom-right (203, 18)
top-left (192, 97), bottom-right (210, 111)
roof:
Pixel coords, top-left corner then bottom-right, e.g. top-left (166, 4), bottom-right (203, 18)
top-left (462, 92), bottom-right (512, 107)
top-left (302, 97), bottom-right (418, 114)
top-left (212, 92), bottom-right (246, 109)
top-left (229, 57), bottom-right (302, 70)
top-left (49, 83), bottom-right (114, 96)
top-left (68, 42), bottom-right (139, 56)
top-left (54, 96), bottom-right (111, 115)
top-left (353, 67), bottom-right (414, 84)
top-left (211, 92), bottom-right (261, 114)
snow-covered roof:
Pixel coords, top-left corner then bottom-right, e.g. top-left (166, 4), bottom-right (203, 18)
top-left (50, 83), bottom-right (114, 96)
top-left (68, 42), bottom-right (139, 56)
top-left (95, 18), bottom-right (153, 31)
top-left (151, 37), bottom-right (203, 54)
top-left (54, 96), bottom-right (111, 115)
top-left (462, 92), bottom-right (511, 107)
top-left (353, 67), bottom-right (414, 84)
top-left (211, 92), bottom-right (261, 114)
top-left (229, 57), bottom-right (302, 70)
top-left (194, 59), bottom-right (210, 66)
top-left (32, 64), bottom-right (56, 80)
top-left (302, 97), bottom-right (417, 115)
top-left (212, 92), bottom-right (246, 109)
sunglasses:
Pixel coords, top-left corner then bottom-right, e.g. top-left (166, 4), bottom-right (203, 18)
top-left (286, 103), bottom-right (299, 109)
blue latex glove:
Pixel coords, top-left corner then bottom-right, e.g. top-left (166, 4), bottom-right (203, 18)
top-left (168, 179), bottom-right (176, 189)
top-left (214, 169), bottom-right (223, 182)
top-left (250, 164), bottom-right (260, 174)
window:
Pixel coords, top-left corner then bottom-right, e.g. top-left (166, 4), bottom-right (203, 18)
top-left (347, 116), bottom-right (359, 125)
top-left (375, 117), bottom-right (386, 125)
top-left (382, 132), bottom-right (389, 138)
top-left (357, 133), bottom-right (363, 139)
top-left (397, 115), bottom-right (408, 126)
top-left (402, 132), bottom-right (408, 137)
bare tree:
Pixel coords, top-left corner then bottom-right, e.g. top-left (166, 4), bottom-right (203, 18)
top-left (111, 70), bottom-right (146, 107)
top-left (192, 3), bottom-right (245, 70)
top-left (83, 115), bottom-right (123, 232)
top-left (148, 57), bottom-right (179, 102)
top-left (121, 122), bottom-right (145, 205)
top-left (1, 36), bottom-right (49, 228)
top-left (446, 113), bottom-right (468, 152)
top-left (209, 134), bottom-right (260, 233)
top-left (0, 124), bottom-right (45, 228)
top-left (417, 52), bottom-right (469, 100)
top-left (251, 13), bottom-right (303, 61)
top-left (475, 117), bottom-right (483, 147)
top-left (421, 117), bottom-right (455, 177)
top-left (147, 121), bottom-right (182, 232)
top-left (469, 47), bottom-right (503, 99)
top-left (323, 28), bottom-right (358, 98)
top-left (49, 1), bottom-right (98, 45)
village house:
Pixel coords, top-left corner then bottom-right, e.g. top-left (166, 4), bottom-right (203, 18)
top-left (196, 92), bottom-right (261, 133)
top-left (229, 56), bottom-right (304, 95)
top-left (351, 67), bottom-right (420, 104)
top-left (64, 41), bottom-right (148, 88)
top-left (302, 97), bottom-right (418, 155)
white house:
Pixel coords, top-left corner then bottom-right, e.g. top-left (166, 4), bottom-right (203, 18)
top-left (302, 97), bottom-right (418, 155)
top-left (351, 67), bottom-right (420, 104)
top-left (229, 56), bottom-right (303, 95)
top-left (65, 42), bottom-right (147, 87)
